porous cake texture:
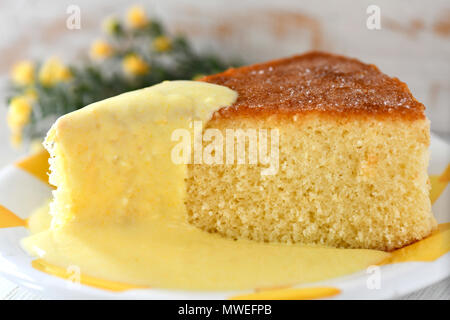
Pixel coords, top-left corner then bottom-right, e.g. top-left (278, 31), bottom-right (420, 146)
top-left (186, 52), bottom-right (436, 251)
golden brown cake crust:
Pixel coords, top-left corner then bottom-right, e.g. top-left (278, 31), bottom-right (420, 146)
top-left (201, 51), bottom-right (425, 120)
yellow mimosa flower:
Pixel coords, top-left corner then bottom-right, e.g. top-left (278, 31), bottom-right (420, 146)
top-left (122, 54), bottom-right (150, 76)
top-left (90, 40), bottom-right (114, 59)
top-left (11, 60), bottom-right (35, 86)
top-left (7, 96), bottom-right (33, 132)
top-left (7, 94), bottom-right (37, 147)
top-left (126, 6), bottom-right (148, 29)
top-left (153, 36), bottom-right (172, 52)
top-left (39, 57), bottom-right (72, 87)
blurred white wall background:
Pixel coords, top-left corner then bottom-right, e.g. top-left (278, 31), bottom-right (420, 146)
top-left (0, 0), bottom-right (449, 165)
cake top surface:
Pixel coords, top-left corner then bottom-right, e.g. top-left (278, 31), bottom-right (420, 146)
top-left (201, 52), bottom-right (425, 120)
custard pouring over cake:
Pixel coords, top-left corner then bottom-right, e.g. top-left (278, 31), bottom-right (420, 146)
top-left (22, 52), bottom-right (434, 290)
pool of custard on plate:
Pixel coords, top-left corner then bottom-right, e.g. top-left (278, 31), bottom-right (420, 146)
top-left (23, 200), bottom-right (389, 290)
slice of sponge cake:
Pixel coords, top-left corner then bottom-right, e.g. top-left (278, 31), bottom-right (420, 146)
top-left (187, 52), bottom-right (435, 251)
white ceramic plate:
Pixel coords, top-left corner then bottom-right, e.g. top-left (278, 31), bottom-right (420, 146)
top-left (0, 134), bottom-right (449, 299)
